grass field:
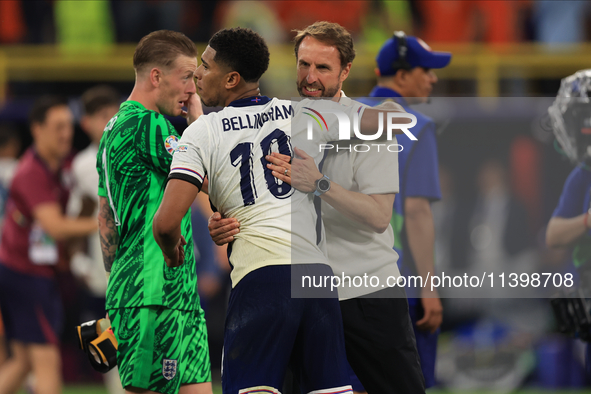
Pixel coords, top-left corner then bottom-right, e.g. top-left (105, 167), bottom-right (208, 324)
top-left (16, 387), bottom-right (591, 394)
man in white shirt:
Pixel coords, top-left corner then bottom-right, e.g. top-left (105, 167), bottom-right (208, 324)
top-left (70, 85), bottom-right (120, 298)
top-left (210, 22), bottom-right (425, 394)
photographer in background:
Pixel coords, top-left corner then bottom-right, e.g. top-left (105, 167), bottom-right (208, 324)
top-left (546, 69), bottom-right (591, 375)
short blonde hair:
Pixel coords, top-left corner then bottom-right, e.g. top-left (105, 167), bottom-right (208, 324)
top-left (133, 30), bottom-right (196, 73)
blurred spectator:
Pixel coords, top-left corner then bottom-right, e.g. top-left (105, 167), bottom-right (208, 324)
top-left (0, 96), bottom-right (96, 394)
top-left (67, 85), bottom-right (122, 394)
top-left (414, 1), bottom-right (474, 43)
top-left (468, 158), bottom-right (533, 276)
top-left (432, 165), bottom-right (458, 274)
top-left (0, 125), bottom-right (20, 369)
top-left (0, 125), bottom-right (21, 234)
top-left (68, 86), bottom-right (119, 299)
top-left (0, 0), bottom-right (26, 44)
top-left (510, 135), bottom-right (543, 232)
top-left (533, 1), bottom-right (591, 45)
top-left (437, 158), bottom-right (549, 391)
top-left (21, 0), bottom-right (55, 43)
top-left (415, 0), bottom-right (528, 43)
top-left (181, 1), bottom-right (219, 43)
top-left (471, 1), bottom-right (523, 44)
top-left (0, 0), bottom-right (54, 44)
top-left (54, 0), bottom-right (115, 53)
top-left (218, 1), bottom-right (286, 44)
top-left (271, 1), bottom-right (369, 36)
top-left (443, 157), bottom-right (539, 318)
top-left (112, 0), bottom-right (183, 43)
top-left (360, 0), bottom-right (413, 46)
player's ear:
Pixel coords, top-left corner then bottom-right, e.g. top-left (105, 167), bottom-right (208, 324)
top-left (150, 67), bottom-right (162, 87)
top-left (225, 71), bottom-right (241, 90)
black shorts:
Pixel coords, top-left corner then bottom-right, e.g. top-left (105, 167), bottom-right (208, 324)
top-left (0, 264), bottom-right (63, 345)
top-left (223, 264), bottom-right (352, 394)
top-left (340, 287), bottom-right (425, 394)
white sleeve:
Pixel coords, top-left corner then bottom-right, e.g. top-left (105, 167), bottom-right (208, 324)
top-left (168, 117), bottom-right (210, 189)
top-left (353, 136), bottom-right (399, 195)
top-left (67, 152), bottom-right (98, 216)
top-left (73, 153), bottom-right (99, 200)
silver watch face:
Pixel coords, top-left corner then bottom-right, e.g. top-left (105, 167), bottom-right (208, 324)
top-left (318, 179), bottom-right (330, 191)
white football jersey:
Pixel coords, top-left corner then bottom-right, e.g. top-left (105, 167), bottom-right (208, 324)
top-left (170, 96), bottom-right (366, 286)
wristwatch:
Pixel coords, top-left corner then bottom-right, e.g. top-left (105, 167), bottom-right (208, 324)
top-left (314, 175), bottom-right (331, 197)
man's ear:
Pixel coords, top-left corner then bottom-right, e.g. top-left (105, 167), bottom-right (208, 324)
top-left (149, 67), bottom-right (163, 87)
top-left (393, 69), bottom-right (408, 86)
top-left (80, 115), bottom-right (91, 136)
top-left (339, 62), bottom-right (352, 83)
top-left (30, 122), bottom-right (41, 139)
top-left (225, 71), bottom-right (241, 90)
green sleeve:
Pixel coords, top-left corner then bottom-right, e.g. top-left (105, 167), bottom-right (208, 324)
top-left (135, 112), bottom-right (180, 175)
top-left (96, 140), bottom-right (107, 198)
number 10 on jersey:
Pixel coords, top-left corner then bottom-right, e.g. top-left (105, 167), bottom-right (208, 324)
top-left (230, 129), bottom-right (293, 206)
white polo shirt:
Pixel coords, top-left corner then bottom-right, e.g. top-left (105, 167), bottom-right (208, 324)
top-left (322, 92), bottom-right (401, 300)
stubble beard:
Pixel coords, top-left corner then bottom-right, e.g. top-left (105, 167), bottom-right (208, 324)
top-left (297, 81), bottom-right (341, 99)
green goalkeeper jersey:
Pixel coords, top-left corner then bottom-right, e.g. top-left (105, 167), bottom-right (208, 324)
top-left (97, 100), bottom-right (198, 311)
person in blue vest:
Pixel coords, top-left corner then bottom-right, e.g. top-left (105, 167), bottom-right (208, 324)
top-left (360, 32), bottom-right (452, 389)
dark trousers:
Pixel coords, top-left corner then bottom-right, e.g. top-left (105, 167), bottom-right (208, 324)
top-left (340, 286), bottom-right (425, 394)
top-left (284, 286), bottom-right (425, 394)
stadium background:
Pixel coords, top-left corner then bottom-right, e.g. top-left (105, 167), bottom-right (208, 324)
top-left (0, 0), bottom-right (590, 392)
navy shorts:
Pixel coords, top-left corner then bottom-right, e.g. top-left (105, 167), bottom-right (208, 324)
top-left (222, 264), bottom-right (352, 394)
top-left (0, 264), bottom-right (63, 345)
top-left (408, 297), bottom-right (438, 388)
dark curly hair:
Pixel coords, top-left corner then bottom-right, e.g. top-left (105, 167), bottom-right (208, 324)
top-left (208, 28), bottom-right (270, 83)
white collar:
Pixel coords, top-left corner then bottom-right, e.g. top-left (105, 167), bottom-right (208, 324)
top-left (339, 90), bottom-right (352, 105)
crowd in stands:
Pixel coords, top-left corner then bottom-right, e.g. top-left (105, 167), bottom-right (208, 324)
top-left (0, 0), bottom-right (590, 47)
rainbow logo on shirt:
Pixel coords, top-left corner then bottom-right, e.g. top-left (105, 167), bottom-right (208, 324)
top-left (164, 135), bottom-right (179, 155)
top-left (303, 107), bottom-right (328, 131)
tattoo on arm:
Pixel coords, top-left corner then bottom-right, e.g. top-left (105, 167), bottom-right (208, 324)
top-left (98, 198), bottom-right (119, 273)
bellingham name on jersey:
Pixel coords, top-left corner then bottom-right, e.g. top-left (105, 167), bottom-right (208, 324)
top-left (221, 104), bottom-right (293, 132)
